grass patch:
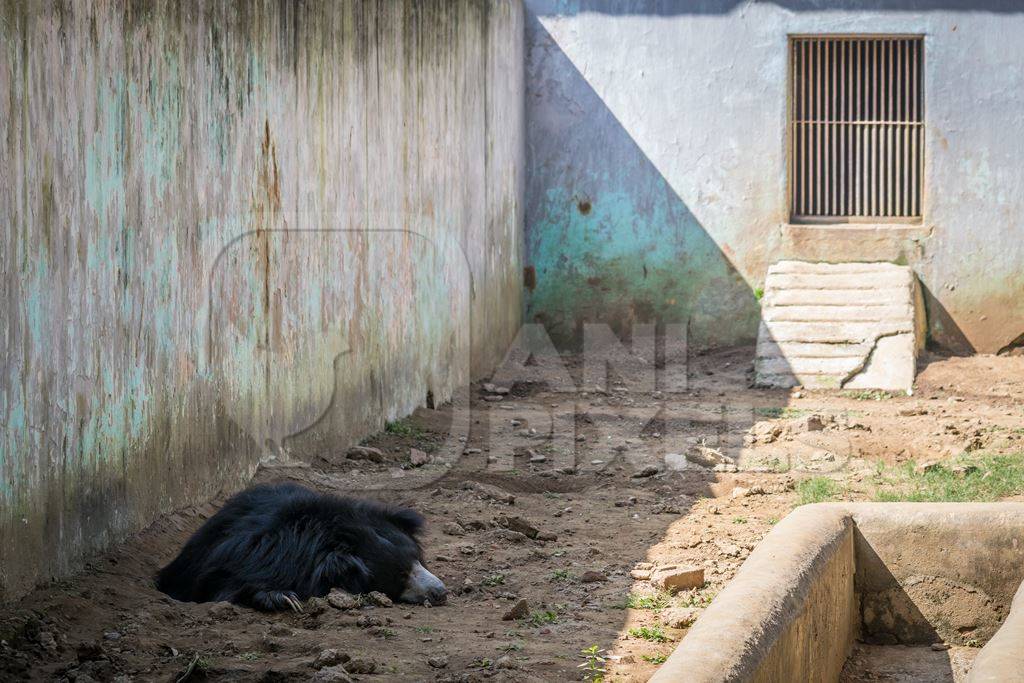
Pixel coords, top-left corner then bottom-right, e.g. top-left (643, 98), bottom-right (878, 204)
top-left (873, 454), bottom-right (1024, 502)
top-left (841, 389), bottom-right (896, 401)
top-left (384, 418), bottom-right (426, 439)
top-left (796, 477), bottom-right (844, 505)
top-left (550, 569), bottom-right (573, 582)
top-left (642, 654), bottom-right (668, 664)
top-left (677, 589), bottom-right (717, 608)
top-left (481, 573), bottom-right (506, 587)
top-left (620, 592), bottom-right (671, 611)
top-left (628, 626), bottom-right (670, 643)
top-left (528, 610), bottom-right (558, 626)
top-left (754, 406), bottom-right (811, 419)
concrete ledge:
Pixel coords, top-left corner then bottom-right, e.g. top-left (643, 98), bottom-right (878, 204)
top-left (649, 505), bottom-right (855, 682)
top-left (969, 579), bottom-right (1024, 682)
top-left (652, 503), bottom-right (1024, 682)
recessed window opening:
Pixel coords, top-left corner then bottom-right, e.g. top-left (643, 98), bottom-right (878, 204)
top-left (790, 36), bottom-right (924, 223)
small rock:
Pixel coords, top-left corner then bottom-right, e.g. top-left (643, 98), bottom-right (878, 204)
top-left (649, 565), bottom-right (705, 591)
top-left (528, 451), bottom-right (547, 464)
top-left (346, 658), bottom-right (376, 675)
top-left (493, 387), bottom-right (510, 395)
top-left (482, 383), bottom-right (497, 393)
top-left (898, 407), bottom-right (927, 416)
top-left (931, 642), bottom-right (951, 651)
top-left (347, 446), bottom-right (385, 463)
top-left (614, 496), bottom-right (638, 508)
top-left (713, 463), bottom-right (738, 473)
top-left (717, 543), bottom-right (741, 558)
top-left (952, 464), bottom-right (979, 476)
top-left (495, 655), bottom-right (516, 669)
top-left (427, 654), bottom-right (449, 669)
top-left (102, 631), bottom-right (121, 641)
top-left (630, 569), bottom-right (652, 580)
top-left (536, 531), bottom-right (558, 542)
top-left (580, 570), bottom-right (607, 583)
top-left (207, 601), bottom-right (240, 619)
top-left (483, 395), bottom-right (504, 402)
top-left (489, 529), bottom-right (530, 544)
top-left (661, 607), bottom-right (699, 628)
top-left (664, 453), bottom-right (691, 471)
top-left (75, 642), bottom-right (106, 662)
top-left (686, 446), bottom-right (730, 468)
top-left (37, 631), bottom-right (57, 651)
top-left (311, 665), bottom-right (354, 683)
top-left (502, 599), bottom-right (530, 621)
top-left (915, 460), bottom-right (941, 474)
top-left (460, 481), bottom-right (515, 505)
top-left (496, 515), bottom-right (540, 539)
top-left (631, 465), bottom-right (661, 478)
top-left (464, 447), bottom-right (482, 455)
top-left (364, 591), bottom-right (393, 608)
top-left (730, 486), bottom-right (750, 499)
top-left (410, 448), bottom-right (430, 466)
top-left (356, 615), bottom-right (385, 628)
top-left (442, 522), bottom-right (466, 536)
top-left (306, 596), bottom-right (330, 616)
top-left (327, 589), bottom-right (360, 610)
top-left (315, 649), bottom-right (351, 669)
top-left (802, 415), bottom-right (827, 432)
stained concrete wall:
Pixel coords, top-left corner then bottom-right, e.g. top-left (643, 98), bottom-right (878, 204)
top-left (0, 0), bottom-right (524, 601)
top-left (525, 0), bottom-right (1024, 353)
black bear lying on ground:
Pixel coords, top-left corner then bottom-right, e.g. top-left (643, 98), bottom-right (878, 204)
top-left (155, 482), bottom-right (447, 611)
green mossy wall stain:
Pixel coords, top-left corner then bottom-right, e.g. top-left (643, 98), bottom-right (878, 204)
top-left (526, 187), bottom-right (758, 349)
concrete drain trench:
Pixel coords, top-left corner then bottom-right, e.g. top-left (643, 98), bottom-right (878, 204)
top-left (650, 504), bottom-right (1024, 683)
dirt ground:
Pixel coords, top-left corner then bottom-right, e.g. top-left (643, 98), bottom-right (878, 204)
top-left (2, 347), bottom-right (1023, 682)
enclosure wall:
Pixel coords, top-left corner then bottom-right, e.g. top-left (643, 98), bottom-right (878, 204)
top-left (0, 0), bottom-right (525, 601)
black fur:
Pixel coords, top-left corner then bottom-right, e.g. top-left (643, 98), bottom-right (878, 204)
top-left (156, 483), bottom-right (428, 611)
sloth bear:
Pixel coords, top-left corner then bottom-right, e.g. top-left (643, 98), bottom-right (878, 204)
top-left (155, 482), bottom-right (447, 611)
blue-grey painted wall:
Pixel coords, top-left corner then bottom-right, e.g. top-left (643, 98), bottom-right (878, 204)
top-left (525, 0), bottom-right (1024, 353)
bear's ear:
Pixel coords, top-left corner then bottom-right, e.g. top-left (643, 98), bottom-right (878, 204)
top-left (387, 507), bottom-right (424, 537)
top-left (314, 551), bottom-right (370, 594)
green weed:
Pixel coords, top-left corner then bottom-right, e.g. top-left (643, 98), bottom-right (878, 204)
top-left (796, 477), bottom-right (844, 505)
top-left (628, 626), bottom-right (670, 643)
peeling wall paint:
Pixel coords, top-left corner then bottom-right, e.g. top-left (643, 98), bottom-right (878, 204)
top-left (525, 0), bottom-right (1024, 353)
top-left (0, 0), bottom-right (524, 601)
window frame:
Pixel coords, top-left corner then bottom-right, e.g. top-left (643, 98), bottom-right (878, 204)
top-left (786, 33), bottom-right (926, 226)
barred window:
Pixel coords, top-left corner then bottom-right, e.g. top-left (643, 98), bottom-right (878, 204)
top-left (790, 36), bottom-right (924, 222)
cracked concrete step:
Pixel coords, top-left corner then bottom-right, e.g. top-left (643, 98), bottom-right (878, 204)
top-left (754, 261), bottom-right (925, 392)
top-left (756, 340), bottom-right (874, 358)
top-left (759, 321), bottom-right (914, 344)
top-left (766, 270), bottom-right (913, 290)
top-left (762, 304), bottom-right (915, 323)
top-left (767, 261), bottom-right (909, 275)
top-left (765, 287), bottom-right (909, 306)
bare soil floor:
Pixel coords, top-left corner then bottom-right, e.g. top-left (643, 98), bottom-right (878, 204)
top-left (2, 348), bottom-right (1023, 682)
top-left (840, 644), bottom-right (979, 683)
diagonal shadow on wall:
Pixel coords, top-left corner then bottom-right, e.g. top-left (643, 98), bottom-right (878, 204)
top-left (524, 13), bottom-right (762, 353)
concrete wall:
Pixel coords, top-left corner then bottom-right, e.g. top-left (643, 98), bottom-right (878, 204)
top-left (0, 0), bottom-right (524, 601)
top-left (651, 505), bottom-right (857, 683)
top-left (525, 0), bottom-right (1024, 353)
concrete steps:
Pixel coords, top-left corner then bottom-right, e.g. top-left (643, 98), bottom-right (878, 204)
top-left (754, 261), bottom-right (925, 391)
